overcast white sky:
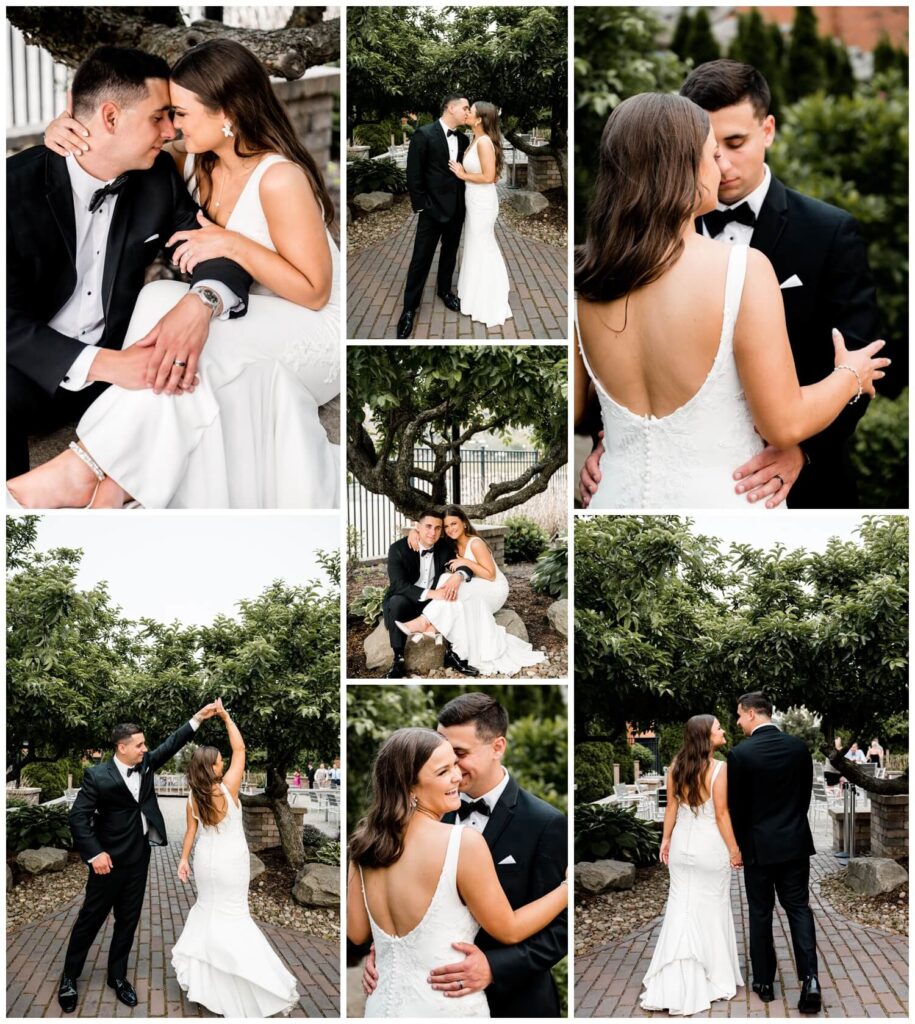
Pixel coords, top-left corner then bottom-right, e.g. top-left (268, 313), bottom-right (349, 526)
top-left (688, 513), bottom-right (870, 553)
top-left (32, 514), bottom-right (340, 626)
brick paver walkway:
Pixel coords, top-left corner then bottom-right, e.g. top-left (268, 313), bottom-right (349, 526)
top-left (575, 849), bottom-right (908, 1018)
top-left (347, 203), bottom-right (568, 340)
top-left (6, 842), bottom-right (339, 1018)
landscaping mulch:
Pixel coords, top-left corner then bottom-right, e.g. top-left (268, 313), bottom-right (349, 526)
top-left (249, 847), bottom-right (339, 941)
top-left (817, 869), bottom-right (908, 937)
top-left (501, 187), bottom-right (568, 249)
top-left (346, 561), bottom-right (567, 680)
top-left (574, 865), bottom-right (670, 956)
top-left (6, 852), bottom-right (87, 932)
top-left (346, 193), bottom-right (413, 253)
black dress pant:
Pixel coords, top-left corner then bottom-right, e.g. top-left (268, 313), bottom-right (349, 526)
top-left (744, 857), bottom-right (818, 985)
top-left (383, 593), bottom-right (427, 655)
top-left (63, 845), bottom-right (151, 981)
top-left (403, 209), bottom-right (464, 312)
top-left (7, 365), bottom-right (109, 477)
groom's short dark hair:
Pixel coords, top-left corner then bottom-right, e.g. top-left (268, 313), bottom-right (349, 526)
top-left (438, 693), bottom-right (508, 741)
top-left (417, 508), bottom-right (443, 522)
top-left (111, 722), bottom-right (142, 748)
top-left (441, 93), bottom-right (465, 113)
top-left (737, 692), bottom-right (773, 717)
top-left (680, 59), bottom-right (771, 120)
top-left (72, 46), bottom-right (171, 119)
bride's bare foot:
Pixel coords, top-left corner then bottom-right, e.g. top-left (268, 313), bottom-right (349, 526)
top-left (89, 476), bottom-right (133, 509)
top-left (7, 448), bottom-right (99, 508)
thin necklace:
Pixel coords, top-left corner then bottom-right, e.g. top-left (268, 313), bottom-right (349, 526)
top-left (213, 156), bottom-right (260, 210)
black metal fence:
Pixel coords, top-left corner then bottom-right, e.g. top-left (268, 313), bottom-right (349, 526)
top-left (348, 446), bottom-right (566, 562)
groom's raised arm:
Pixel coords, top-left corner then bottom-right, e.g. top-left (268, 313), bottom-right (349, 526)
top-left (145, 719), bottom-right (198, 774)
top-left (484, 813), bottom-right (568, 992)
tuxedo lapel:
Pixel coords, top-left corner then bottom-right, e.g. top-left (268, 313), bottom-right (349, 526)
top-left (750, 173), bottom-right (788, 259)
top-left (482, 775), bottom-right (518, 852)
top-left (107, 759), bottom-right (135, 801)
top-left (44, 153), bottom-right (76, 266)
top-left (102, 180), bottom-right (134, 318)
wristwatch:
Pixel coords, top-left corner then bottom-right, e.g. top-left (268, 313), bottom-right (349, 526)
top-left (190, 285), bottom-right (223, 318)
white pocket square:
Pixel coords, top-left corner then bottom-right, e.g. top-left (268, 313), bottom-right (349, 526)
top-left (498, 855), bottom-right (516, 865)
top-left (143, 233), bottom-right (160, 243)
top-left (780, 274), bottom-right (803, 290)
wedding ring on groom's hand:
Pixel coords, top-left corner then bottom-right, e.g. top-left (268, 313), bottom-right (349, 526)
top-left (773, 474), bottom-right (786, 488)
top-left (457, 981), bottom-right (463, 990)
top-left (173, 359), bottom-right (188, 368)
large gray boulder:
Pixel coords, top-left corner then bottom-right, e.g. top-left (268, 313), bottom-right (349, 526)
top-left (494, 608), bottom-right (529, 643)
top-left (845, 857), bottom-right (908, 895)
top-left (17, 847), bottom-right (68, 875)
top-left (547, 599), bottom-right (568, 637)
top-left (364, 622), bottom-right (394, 672)
top-left (574, 858), bottom-right (636, 894)
top-left (364, 624), bottom-right (446, 674)
top-left (352, 191), bottom-right (393, 213)
top-left (508, 190), bottom-right (549, 216)
top-left (293, 862), bottom-right (340, 908)
top-left (249, 853), bottom-right (266, 882)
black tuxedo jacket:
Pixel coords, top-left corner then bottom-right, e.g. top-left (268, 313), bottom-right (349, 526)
top-left (69, 721), bottom-right (196, 867)
top-left (445, 776), bottom-right (568, 1018)
top-left (726, 724), bottom-right (815, 867)
top-left (384, 535), bottom-right (459, 605)
top-left (699, 174), bottom-right (879, 507)
top-left (7, 147), bottom-right (253, 396)
top-left (406, 122), bottom-right (469, 223)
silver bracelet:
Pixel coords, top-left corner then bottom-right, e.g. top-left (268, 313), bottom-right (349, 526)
top-left (68, 441), bottom-right (105, 481)
top-left (834, 364), bottom-right (863, 405)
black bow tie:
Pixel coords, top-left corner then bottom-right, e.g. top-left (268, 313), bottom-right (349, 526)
top-left (447, 129), bottom-right (459, 138)
top-left (458, 798), bottom-right (491, 820)
top-left (88, 174), bottom-right (129, 213)
top-left (702, 202), bottom-right (757, 238)
top-left (420, 548), bottom-right (434, 557)
top-left (126, 765), bottom-right (141, 777)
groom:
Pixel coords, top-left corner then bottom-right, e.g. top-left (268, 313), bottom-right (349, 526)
top-left (396, 94), bottom-right (471, 339)
top-left (7, 45), bottom-right (252, 477)
top-left (58, 702), bottom-right (219, 1012)
top-left (579, 59), bottom-right (879, 509)
top-left (727, 692), bottom-right (821, 1013)
top-left (364, 692), bottom-right (568, 1016)
top-left (382, 509), bottom-right (479, 679)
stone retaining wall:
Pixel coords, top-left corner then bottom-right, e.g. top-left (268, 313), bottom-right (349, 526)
top-left (829, 808), bottom-right (871, 854)
top-left (399, 524), bottom-right (508, 567)
top-left (870, 792), bottom-right (908, 859)
top-left (243, 804), bottom-right (306, 852)
top-left (527, 152), bottom-right (563, 191)
top-left (274, 68), bottom-right (339, 173)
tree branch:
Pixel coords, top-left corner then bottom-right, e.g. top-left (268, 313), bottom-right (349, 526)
top-left (823, 746), bottom-right (909, 795)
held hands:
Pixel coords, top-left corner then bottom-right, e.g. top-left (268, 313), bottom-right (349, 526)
top-left (214, 697), bottom-right (230, 722)
top-left (139, 293), bottom-right (212, 395)
top-left (428, 942), bottom-right (493, 997)
top-left (732, 443), bottom-right (804, 509)
top-left (195, 701), bottom-right (220, 722)
top-left (43, 106), bottom-right (90, 157)
top-left (439, 573), bottom-right (464, 601)
top-left (729, 848), bottom-right (743, 869)
top-left (448, 159), bottom-right (466, 180)
top-left (92, 852), bottom-right (113, 875)
top-left (177, 858), bottom-right (191, 883)
top-left (166, 212), bottom-right (238, 275)
top-left (832, 328), bottom-right (890, 399)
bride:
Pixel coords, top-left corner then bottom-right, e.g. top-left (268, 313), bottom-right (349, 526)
top-left (8, 39), bottom-right (340, 509)
top-left (173, 698), bottom-right (298, 1017)
top-left (347, 728), bottom-right (567, 1018)
top-left (448, 102), bottom-right (512, 329)
top-left (574, 93), bottom-right (888, 509)
top-left (397, 505), bottom-right (546, 676)
top-left (640, 715), bottom-right (743, 1016)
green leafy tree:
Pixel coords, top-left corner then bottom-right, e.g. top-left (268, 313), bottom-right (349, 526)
top-left (669, 10), bottom-right (692, 60)
top-left (851, 387), bottom-right (908, 508)
top-left (785, 6), bottom-right (825, 102)
top-left (728, 8), bottom-right (785, 115)
top-left (347, 346), bottom-right (567, 520)
top-left (873, 34), bottom-right (897, 76)
top-left (683, 7), bottom-right (720, 68)
top-left (821, 38), bottom-right (855, 99)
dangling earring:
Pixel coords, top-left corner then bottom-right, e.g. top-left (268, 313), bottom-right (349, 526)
top-left (222, 121), bottom-right (234, 138)
top-left (410, 794), bottom-right (418, 810)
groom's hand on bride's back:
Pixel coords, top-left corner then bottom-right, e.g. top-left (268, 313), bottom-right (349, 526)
top-left (361, 945), bottom-right (379, 997)
top-left (732, 443), bottom-right (804, 509)
top-left (428, 942), bottom-right (492, 997)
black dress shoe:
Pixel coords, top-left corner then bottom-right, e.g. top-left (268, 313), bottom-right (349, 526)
top-left (108, 977), bottom-right (138, 1007)
top-left (396, 309), bottom-right (417, 339)
top-left (438, 291), bottom-right (461, 313)
top-left (386, 655), bottom-right (408, 679)
top-left (58, 976), bottom-right (78, 1013)
top-left (798, 975), bottom-right (822, 1014)
top-left (444, 649), bottom-right (480, 677)
top-left (752, 982), bottom-right (775, 1002)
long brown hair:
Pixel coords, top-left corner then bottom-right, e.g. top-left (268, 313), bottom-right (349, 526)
top-left (442, 504), bottom-right (478, 539)
top-left (669, 715), bottom-right (716, 811)
top-left (187, 745), bottom-right (223, 827)
top-left (170, 38), bottom-right (335, 226)
top-left (472, 101), bottom-right (504, 180)
top-left (575, 93), bottom-right (709, 303)
top-left (349, 728), bottom-right (447, 869)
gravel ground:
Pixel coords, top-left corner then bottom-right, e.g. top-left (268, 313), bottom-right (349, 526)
top-left (7, 849), bottom-right (339, 941)
top-left (574, 865), bottom-right (670, 956)
top-left (346, 561), bottom-right (568, 679)
top-left (817, 869), bottom-right (908, 936)
top-left (346, 194), bottom-right (413, 253)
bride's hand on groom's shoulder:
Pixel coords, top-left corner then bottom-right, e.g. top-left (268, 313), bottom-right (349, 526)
top-left (406, 528), bottom-right (421, 552)
top-left (44, 106), bottom-right (90, 157)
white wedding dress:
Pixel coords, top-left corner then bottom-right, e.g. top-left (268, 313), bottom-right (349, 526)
top-left (640, 761), bottom-right (743, 1016)
top-left (360, 824), bottom-right (490, 1018)
top-left (76, 153), bottom-right (340, 508)
top-left (457, 138), bottom-right (512, 328)
top-left (578, 244), bottom-right (784, 510)
top-left (422, 537), bottom-right (546, 676)
top-left (171, 784), bottom-right (299, 1017)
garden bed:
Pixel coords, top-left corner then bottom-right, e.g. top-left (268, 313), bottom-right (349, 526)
top-left (817, 869), bottom-right (908, 936)
top-left (501, 187), bottom-right (567, 248)
top-left (574, 864), bottom-right (669, 956)
top-left (347, 193), bottom-right (413, 253)
top-left (346, 561), bottom-right (567, 679)
top-left (249, 847), bottom-right (339, 940)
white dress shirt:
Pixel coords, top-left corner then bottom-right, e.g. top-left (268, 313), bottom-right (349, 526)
top-left (704, 164), bottom-right (772, 246)
top-left (416, 544), bottom-right (437, 600)
top-left (56, 155), bottom-right (238, 391)
top-left (440, 118), bottom-right (459, 162)
top-left (460, 768), bottom-right (510, 833)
